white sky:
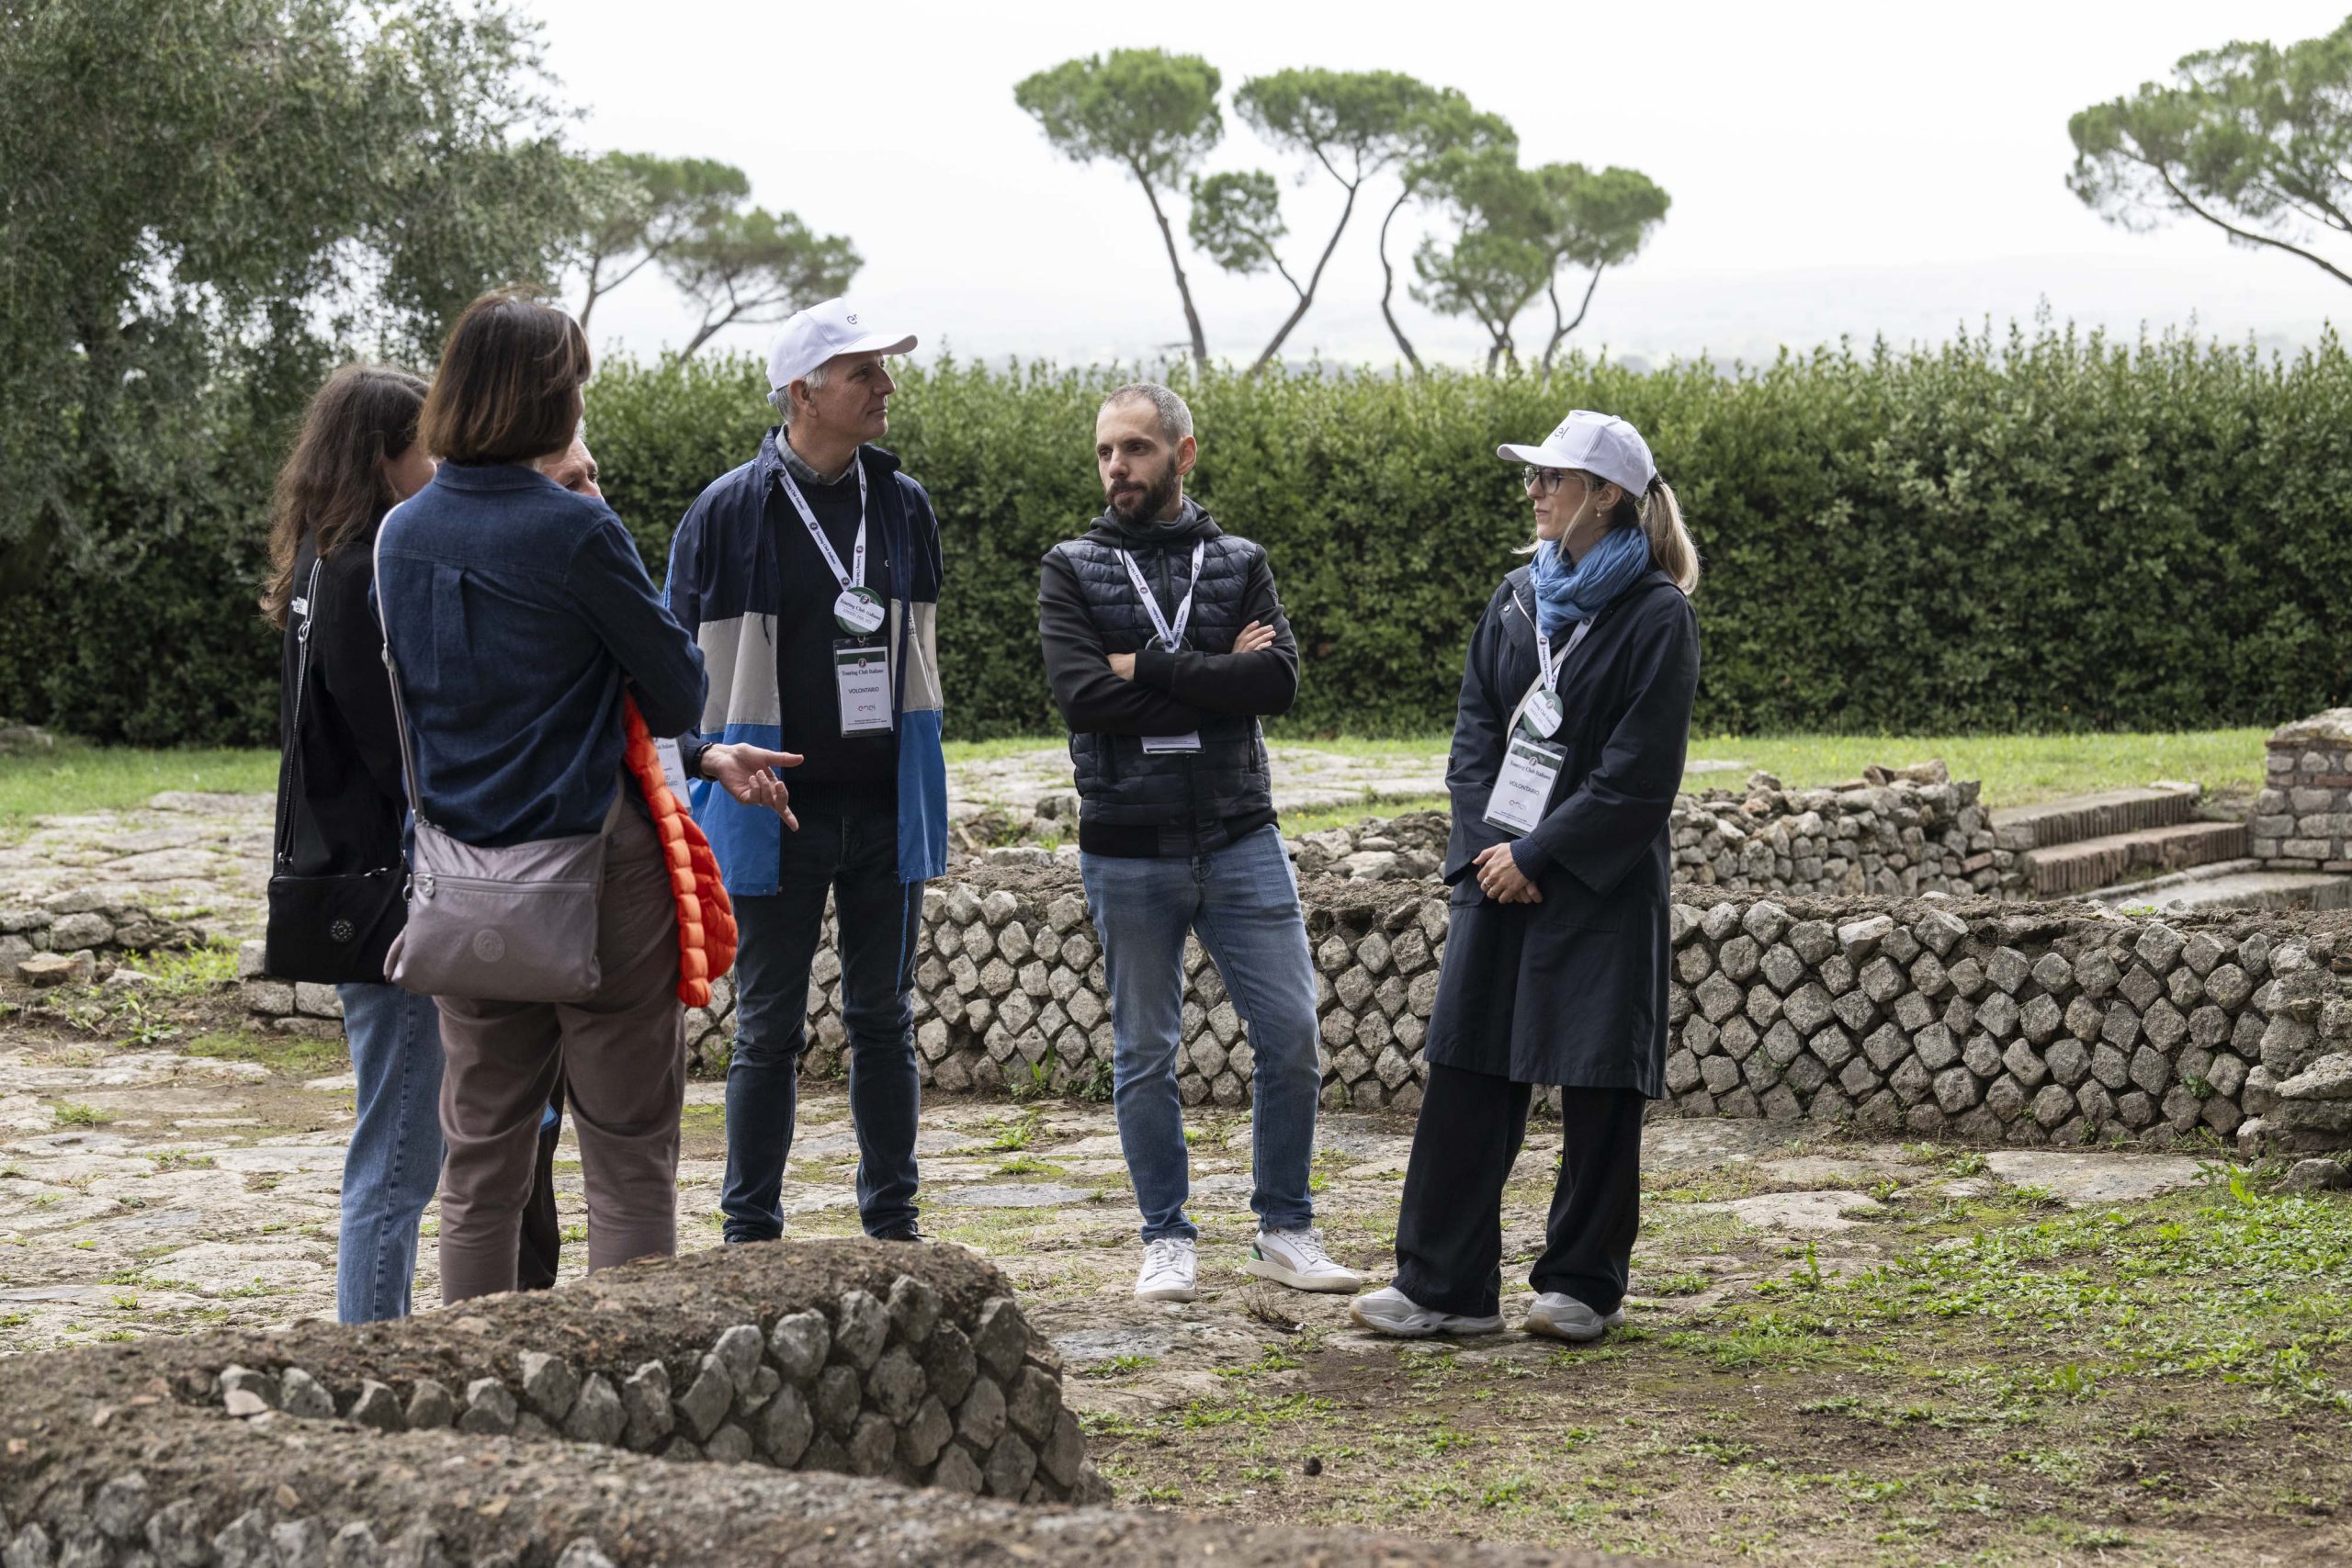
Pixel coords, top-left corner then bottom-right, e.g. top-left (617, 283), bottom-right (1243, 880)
top-left (523, 0), bottom-right (2352, 371)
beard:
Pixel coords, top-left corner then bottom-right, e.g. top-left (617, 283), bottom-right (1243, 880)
top-left (1105, 462), bottom-right (1180, 524)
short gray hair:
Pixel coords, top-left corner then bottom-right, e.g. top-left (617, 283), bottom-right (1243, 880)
top-left (1102, 382), bottom-right (1193, 446)
top-left (767, 361), bottom-right (832, 424)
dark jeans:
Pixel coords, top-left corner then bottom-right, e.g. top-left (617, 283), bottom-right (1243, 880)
top-left (721, 807), bottom-right (923, 1241)
top-left (517, 1076), bottom-right (566, 1292)
top-left (1393, 1064), bottom-right (1645, 1319)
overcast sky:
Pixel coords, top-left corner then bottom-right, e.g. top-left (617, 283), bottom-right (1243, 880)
top-left (521, 0), bottom-right (2352, 372)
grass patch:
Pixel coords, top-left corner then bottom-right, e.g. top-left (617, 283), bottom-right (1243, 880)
top-left (52, 1101), bottom-right (109, 1126)
top-left (0, 741), bottom-right (274, 832)
top-left (1692, 728), bottom-right (2271, 805)
top-left (134, 942), bottom-right (241, 996)
top-left (180, 1030), bottom-right (348, 1079)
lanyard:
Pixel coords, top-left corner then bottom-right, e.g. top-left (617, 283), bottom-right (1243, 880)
top-left (1532, 617), bottom-right (1592, 694)
top-left (777, 459), bottom-right (869, 592)
top-left (1120, 542), bottom-right (1205, 650)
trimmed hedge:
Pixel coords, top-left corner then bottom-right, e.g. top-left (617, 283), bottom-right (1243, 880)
top-left (6, 324), bottom-right (2350, 745)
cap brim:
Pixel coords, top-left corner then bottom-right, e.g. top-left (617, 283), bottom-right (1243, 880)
top-left (1496, 442), bottom-right (1555, 465)
top-left (835, 332), bottom-right (918, 360)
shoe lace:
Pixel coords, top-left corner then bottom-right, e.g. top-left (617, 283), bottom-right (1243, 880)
top-left (1279, 1228), bottom-right (1336, 1269)
top-left (1144, 1237), bottom-right (1190, 1274)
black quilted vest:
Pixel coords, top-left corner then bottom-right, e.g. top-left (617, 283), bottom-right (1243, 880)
top-left (1055, 514), bottom-right (1272, 833)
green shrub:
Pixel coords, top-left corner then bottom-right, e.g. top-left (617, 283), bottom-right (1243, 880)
top-left (7, 323), bottom-right (2349, 744)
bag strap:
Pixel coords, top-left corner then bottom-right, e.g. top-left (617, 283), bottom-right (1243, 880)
top-left (272, 555), bottom-right (327, 868)
top-left (370, 504), bottom-right (429, 828)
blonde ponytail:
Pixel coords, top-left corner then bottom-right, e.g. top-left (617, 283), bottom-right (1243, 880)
top-left (1640, 478), bottom-right (1699, 594)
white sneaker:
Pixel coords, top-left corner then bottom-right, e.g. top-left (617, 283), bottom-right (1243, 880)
top-left (1245, 1227), bottom-right (1365, 1293)
top-left (1348, 1284), bottom-right (1504, 1338)
top-left (1521, 1292), bottom-right (1625, 1343)
top-left (1135, 1235), bottom-right (1198, 1302)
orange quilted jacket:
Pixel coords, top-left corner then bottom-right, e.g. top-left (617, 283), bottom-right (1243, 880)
top-left (622, 697), bottom-right (738, 1007)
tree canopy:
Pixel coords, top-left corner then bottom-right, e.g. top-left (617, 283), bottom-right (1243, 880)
top-left (0, 0), bottom-right (586, 585)
top-left (2069, 17), bottom-right (2352, 288)
top-left (577, 153), bottom-right (752, 331)
top-left (662, 208), bottom-right (863, 359)
top-left (1015, 49), bottom-right (1224, 365)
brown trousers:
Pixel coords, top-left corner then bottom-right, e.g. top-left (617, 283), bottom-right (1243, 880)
top-left (435, 805), bottom-right (684, 1303)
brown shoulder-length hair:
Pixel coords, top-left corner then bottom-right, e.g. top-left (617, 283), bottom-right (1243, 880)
top-left (418, 286), bottom-right (592, 466)
top-left (261, 365), bottom-right (430, 627)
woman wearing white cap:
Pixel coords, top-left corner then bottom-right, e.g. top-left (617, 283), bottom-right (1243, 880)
top-left (1352, 410), bottom-right (1700, 1341)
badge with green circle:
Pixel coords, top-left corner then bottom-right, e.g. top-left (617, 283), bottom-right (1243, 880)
top-left (1521, 687), bottom-right (1564, 739)
top-left (834, 586), bottom-right (886, 637)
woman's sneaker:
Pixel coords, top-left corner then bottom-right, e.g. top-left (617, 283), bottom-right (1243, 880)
top-left (1245, 1228), bottom-right (1366, 1292)
top-left (1348, 1284), bottom-right (1504, 1337)
top-left (1135, 1235), bottom-right (1198, 1302)
top-left (1521, 1292), bottom-right (1625, 1342)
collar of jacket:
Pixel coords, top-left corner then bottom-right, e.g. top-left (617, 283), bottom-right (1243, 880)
top-left (753, 427), bottom-right (904, 492)
top-left (1081, 495), bottom-right (1222, 550)
top-left (430, 462), bottom-right (562, 494)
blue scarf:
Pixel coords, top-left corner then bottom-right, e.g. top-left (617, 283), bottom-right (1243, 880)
top-left (1529, 524), bottom-right (1651, 638)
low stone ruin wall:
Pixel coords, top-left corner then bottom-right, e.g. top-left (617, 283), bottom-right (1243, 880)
top-left (1284, 774), bottom-right (2026, 901)
top-left (0, 1242), bottom-right (1623, 1568)
top-left (654, 868), bottom-right (2352, 1154)
top-left (2257, 709), bottom-right (2352, 873)
top-left (1, 893), bottom-right (206, 987)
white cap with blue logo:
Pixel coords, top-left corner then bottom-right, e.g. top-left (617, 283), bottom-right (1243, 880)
top-left (1497, 409), bottom-right (1657, 496)
top-left (766, 298), bottom-right (917, 392)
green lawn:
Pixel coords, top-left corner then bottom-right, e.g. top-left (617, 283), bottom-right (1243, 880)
top-left (0, 741), bottom-right (276, 831)
top-left (0, 728), bottom-right (2271, 835)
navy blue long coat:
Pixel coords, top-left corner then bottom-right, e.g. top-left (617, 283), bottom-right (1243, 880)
top-left (1423, 564), bottom-right (1701, 1092)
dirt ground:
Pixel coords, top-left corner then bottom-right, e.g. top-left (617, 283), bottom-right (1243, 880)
top-left (4, 979), bottom-right (2349, 1567)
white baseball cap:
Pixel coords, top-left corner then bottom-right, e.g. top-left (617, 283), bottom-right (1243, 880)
top-left (1498, 409), bottom-right (1657, 496)
top-left (766, 298), bottom-right (917, 392)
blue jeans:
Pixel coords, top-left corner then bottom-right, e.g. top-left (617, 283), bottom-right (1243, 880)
top-left (335, 981), bottom-right (445, 1322)
top-left (1080, 825), bottom-right (1321, 1242)
top-left (721, 808), bottom-right (923, 1241)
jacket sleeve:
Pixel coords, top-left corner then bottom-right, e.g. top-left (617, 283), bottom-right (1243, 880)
top-left (1513, 593), bottom-right (1700, 895)
top-left (1039, 547), bottom-right (1204, 735)
top-left (662, 499), bottom-right (713, 779)
top-left (1129, 548), bottom-right (1298, 716)
top-left (571, 509), bottom-right (708, 740)
top-left (1442, 591), bottom-right (1517, 882)
top-left (313, 548), bottom-right (410, 810)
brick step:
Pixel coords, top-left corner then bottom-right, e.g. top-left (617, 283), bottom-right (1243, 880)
top-left (1989, 784), bottom-right (2199, 852)
top-left (2023, 819), bottom-right (2249, 897)
top-left (2093, 865), bottom-right (2352, 916)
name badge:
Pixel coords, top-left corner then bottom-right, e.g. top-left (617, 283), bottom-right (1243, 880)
top-left (833, 641), bottom-right (893, 736)
top-left (653, 738), bottom-right (692, 802)
top-left (1142, 731), bottom-right (1203, 754)
top-left (1483, 736), bottom-right (1566, 836)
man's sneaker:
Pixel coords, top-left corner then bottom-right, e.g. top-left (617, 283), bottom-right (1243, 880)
top-left (1245, 1228), bottom-right (1366, 1293)
top-left (1521, 1292), bottom-right (1625, 1343)
top-left (1348, 1284), bottom-right (1504, 1338)
top-left (871, 1224), bottom-right (925, 1243)
top-left (1135, 1236), bottom-right (1198, 1303)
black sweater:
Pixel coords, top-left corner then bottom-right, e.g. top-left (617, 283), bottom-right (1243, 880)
top-left (275, 519), bottom-right (407, 879)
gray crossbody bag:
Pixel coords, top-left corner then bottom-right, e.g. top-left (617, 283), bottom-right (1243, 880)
top-left (373, 512), bottom-right (616, 1002)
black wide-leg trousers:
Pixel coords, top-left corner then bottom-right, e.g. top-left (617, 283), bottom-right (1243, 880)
top-left (1393, 1063), bottom-right (1646, 1319)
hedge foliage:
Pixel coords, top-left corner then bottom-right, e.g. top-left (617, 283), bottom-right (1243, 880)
top-left (6, 324), bottom-right (2349, 745)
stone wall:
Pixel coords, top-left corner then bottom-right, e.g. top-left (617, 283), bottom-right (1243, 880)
top-left (656, 867), bottom-right (2352, 1154)
top-left (0, 1243), bottom-right (1617, 1568)
top-left (1283, 774), bottom-right (2028, 902)
top-left (1, 893), bottom-right (205, 985)
top-left (2256, 709), bottom-right (2352, 873)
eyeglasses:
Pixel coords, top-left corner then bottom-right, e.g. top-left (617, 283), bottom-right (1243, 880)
top-left (1521, 466), bottom-right (1575, 496)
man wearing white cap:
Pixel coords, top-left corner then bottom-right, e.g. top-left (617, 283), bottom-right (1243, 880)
top-left (662, 298), bottom-right (950, 1246)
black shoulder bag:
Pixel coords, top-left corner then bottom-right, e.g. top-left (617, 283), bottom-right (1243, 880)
top-left (263, 557), bottom-right (407, 984)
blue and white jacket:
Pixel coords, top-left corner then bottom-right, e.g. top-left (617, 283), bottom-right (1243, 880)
top-left (663, 432), bottom-right (948, 892)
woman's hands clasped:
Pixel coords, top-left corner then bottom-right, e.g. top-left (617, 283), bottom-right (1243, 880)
top-left (1473, 841), bottom-right (1543, 904)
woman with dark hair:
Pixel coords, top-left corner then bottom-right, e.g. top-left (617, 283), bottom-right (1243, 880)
top-left (263, 363), bottom-right (444, 1324)
top-left (372, 288), bottom-right (719, 1303)
top-left (1353, 409), bottom-right (1700, 1343)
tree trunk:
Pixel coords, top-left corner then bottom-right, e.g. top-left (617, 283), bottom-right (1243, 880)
top-left (1249, 181), bottom-right (1361, 374)
top-left (578, 253), bottom-right (605, 332)
top-left (1541, 265), bottom-right (1607, 370)
top-left (1131, 159), bottom-right (1209, 368)
top-left (676, 312), bottom-right (727, 360)
top-left (1375, 189), bottom-right (1422, 372)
